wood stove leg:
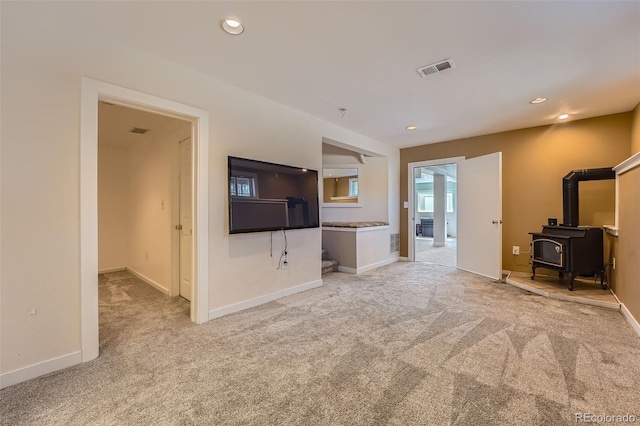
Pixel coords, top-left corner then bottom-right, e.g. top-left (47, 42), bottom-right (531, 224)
top-left (600, 271), bottom-right (607, 289)
top-left (567, 273), bottom-right (574, 291)
top-left (531, 266), bottom-right (536, 280)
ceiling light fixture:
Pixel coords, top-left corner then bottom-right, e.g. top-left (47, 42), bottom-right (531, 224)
top-left (558, 113), bottom-right (570, 120)
top-left (529, 97), bottom-right (548, 104)
top-left (220, 18), bottom-right (244, 35)
top-left (406, 125), bottom-right (417, 131)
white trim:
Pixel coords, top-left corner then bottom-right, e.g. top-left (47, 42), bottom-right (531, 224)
top-left (0, 352), bottom-right (82, 390)
top-left (127, 267), bottom-right (170, 295)
top-left (458, 267), bottom-right (501, 282)
top-left (355, 256), bottom-right (399, 274)
top-left (330, 196), bottom-right (358, 201)
top-left (407, 157), bottom-right (464, 262)
top-left (550, 292), bottom-right (620, 310)
top-left (322, 163), bottom-right (361, 208)
top-left (505, 275), bottom-right (620, 310)
top-left (613, 151), bottom-right (640, 175)
top-left (356, 225), bottom-right (389, 233)
top-left (81, 78), bottom-right (210, 366)
top-left (620, 303), bottom-right (640, 338)
top-left (507, 278), bottom-right (550, 297)
top-left (322, 203), bottom-right (362, 208)
top-left (338, 256), bottom-right (399, 274)
top-left (612, 151), bottom-right (640, 229)
top-left (208, 279), bottom-right (323, 320)
top-left (322, 225), bottom-right (389, 233)
top-left (399, 256), bottom-right (410, 261)
top-left (614, 173), bottom-right (620, 228)
top-left (80, 79), bottom-right (100, 362)
top-left (603, 225), bottom-right (619, 236)
top-left (322, 226), bottom-right (356, 232)
top-left (97, 267), bottom-right (126, 274)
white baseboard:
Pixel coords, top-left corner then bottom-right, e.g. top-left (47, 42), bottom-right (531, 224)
top-left (506, 277), bottom-right (550, 298)
top-left (399, 256), bottom-right (410, 261)
top-left (505, 275), bottom-right (621, 310)
top-left (98, 266), bottom-right (126, 274)
top-left (356, 256), bottom-right (399, 274)
top-left (338, 256), bottom-right (399, 274)
top-left (208, 279), bottom-right (323, 320)
top-left (127, 267), bottom-right (170, 295)
top-left (620, 302), bottom-right (640, 338)
top-left (0, 351), bottom-right (81, 390)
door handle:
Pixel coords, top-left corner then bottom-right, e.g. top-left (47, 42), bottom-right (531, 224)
top-left (492, 220), bottom-right (503, 224)
top-left (175, 224), bottom-right (183, 230)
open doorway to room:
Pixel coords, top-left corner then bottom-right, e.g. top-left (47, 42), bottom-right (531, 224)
top-left (80, 78), bottom-right (210, 363)
top-left (408, 153), bottom-right (502, 279)
top-left (97, 102), bottom-right (192, 302)
top-left (412, 163), bottom-right (457, 267)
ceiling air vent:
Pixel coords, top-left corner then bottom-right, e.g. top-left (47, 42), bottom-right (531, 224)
top-left (129, 127), bottom-right (150, 135)
top-left (416, 59), bottom-right (455, 78)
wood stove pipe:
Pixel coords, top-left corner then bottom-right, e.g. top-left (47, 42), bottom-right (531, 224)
top-left (562, 168), bottom-right (615, 227)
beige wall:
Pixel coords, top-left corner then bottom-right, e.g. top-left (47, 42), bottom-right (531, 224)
top-left (98, 146), bottom-right (128, 271)
top-left (400, 113), bottom-right (632, 273)
top-left (126, 123), bottom-right (190, 292)
top-left (1, 2), bottom-right (399, 378)
top-left (322, 230), bottom-right (357, 269)
top-left (632, 103), bottom-right (640, 154)
top-left (98, 119), bottom-right (190, 293)
top-left (322, 156), bottom-right (390, 223)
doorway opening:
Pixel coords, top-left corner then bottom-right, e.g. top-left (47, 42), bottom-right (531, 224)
top-left (81, 78), bottom-right (209, 363)
top-left (408, 153), bottom-right (503, 280)
top-left (412, 163), bottom-right (457, 267)
top-left (98, 102), bottom-right (192, 302)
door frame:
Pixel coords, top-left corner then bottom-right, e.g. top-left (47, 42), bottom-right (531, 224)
top-left (407, 157), bottom-right (464, 262)
top-left (175, 136), bottom-right (193, 299)
top-left (80, 77), bottom-right (210, 362)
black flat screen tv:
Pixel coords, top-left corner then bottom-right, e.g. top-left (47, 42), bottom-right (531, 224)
top-left (228, 156), bottom-right (320, 234)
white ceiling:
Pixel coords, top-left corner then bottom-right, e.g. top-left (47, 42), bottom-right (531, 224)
top-left (98, 102), bottom-right (190, 150)
top-left (70, 2), bottom-right (639, 148)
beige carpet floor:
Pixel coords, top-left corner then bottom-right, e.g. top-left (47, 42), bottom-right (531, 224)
top-left (1, 263), bottom-right (639, 425)
top-left (415, 237), bottom-right (456, 267)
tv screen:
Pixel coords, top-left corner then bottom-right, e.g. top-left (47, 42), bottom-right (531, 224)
top-left (228, 156), bottom-right (320, 234)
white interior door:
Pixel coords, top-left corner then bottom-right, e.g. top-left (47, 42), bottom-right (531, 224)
top-left (179, 138), bottom-right (193, 300)
top-left (457, 152), bottom-right (502, 279)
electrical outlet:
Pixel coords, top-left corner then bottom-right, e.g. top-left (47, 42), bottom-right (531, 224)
top-left (512, 246), bottom-right (520, 255)
top-left (612, 257), bottom-right (616, 270)
top-left (282, 257), bottom-right (289, 269)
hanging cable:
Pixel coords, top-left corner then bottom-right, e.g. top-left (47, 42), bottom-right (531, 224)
top-left (269, 231), bottom-right (274, 257)
top-left (283, 229), bottom-right (288, 252)
top-left (277, 229), bottom-right (288, 270)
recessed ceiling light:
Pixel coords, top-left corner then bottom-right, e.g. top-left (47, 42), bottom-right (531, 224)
top-left (529, 97), bottom-right (548, 104)
top-left (406, 125), bottom-right (417, 131)
top-left (558, 113), bottom-right (570, 120)
top-left (220, 18), bottom-right (244, 35)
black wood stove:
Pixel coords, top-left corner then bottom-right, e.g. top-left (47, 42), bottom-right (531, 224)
top-left (529, 167), bottom-right (614, 291)
top-left (530, 226), bottom-right (604, 291)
